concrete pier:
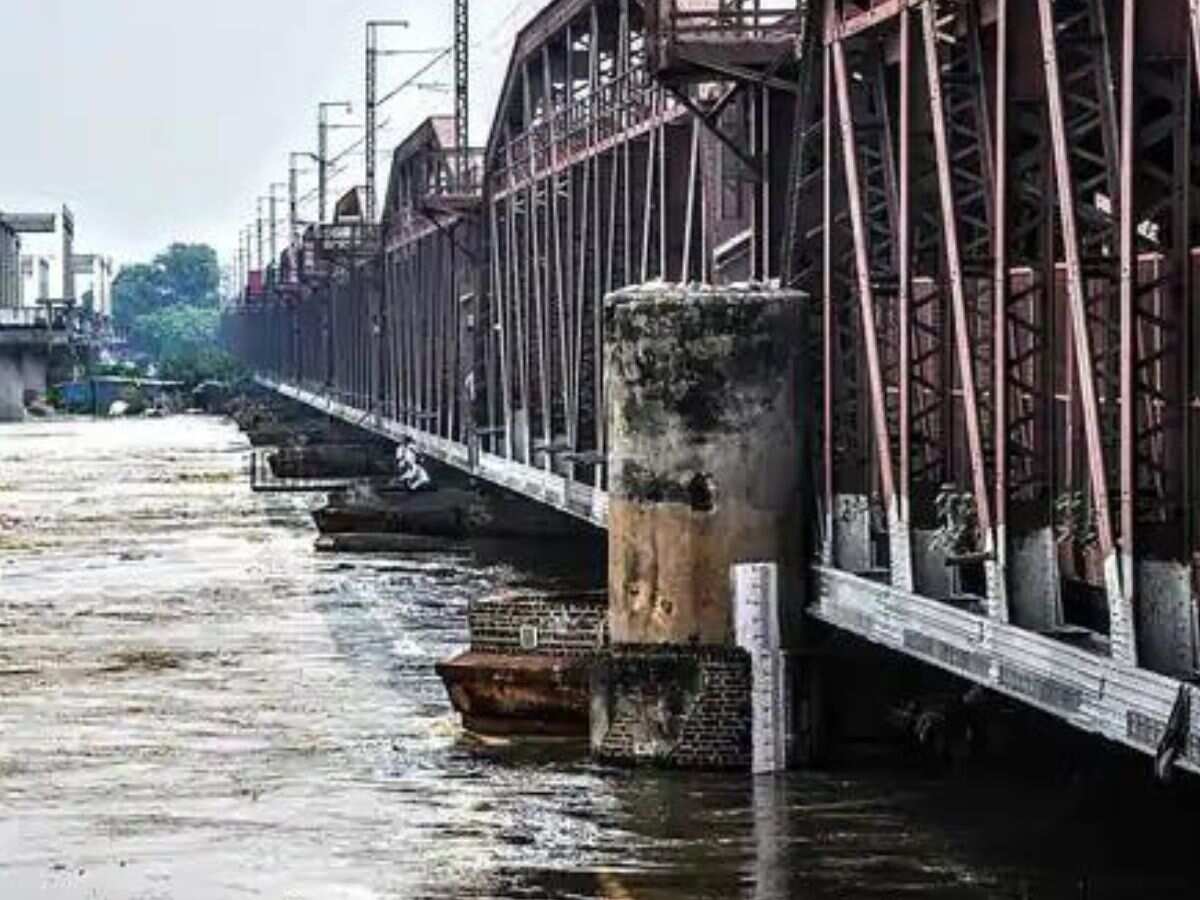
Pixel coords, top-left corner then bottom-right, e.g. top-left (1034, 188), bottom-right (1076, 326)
top-left (0, 345), bottom-right (49, 422)
top-left (592, 284), bottom-right (808, 768)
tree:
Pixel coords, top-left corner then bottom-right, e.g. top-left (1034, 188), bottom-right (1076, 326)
top-left (158, 243), bottom-right (219, 308)
top-left (112, 243), bottom-right (219, 330)
top-left (129, 304), bottom-right (221, 359)
top-left (109, 242), bottom-right (242, 388)
top-left (112, 263), bottom-right (164, 330)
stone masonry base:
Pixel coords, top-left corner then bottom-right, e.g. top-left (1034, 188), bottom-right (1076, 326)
top-left (590, 645), bottom-right (753, 769)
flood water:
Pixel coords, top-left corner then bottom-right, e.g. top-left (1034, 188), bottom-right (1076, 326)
top-left (1, 416), bottom-right (1196, 899)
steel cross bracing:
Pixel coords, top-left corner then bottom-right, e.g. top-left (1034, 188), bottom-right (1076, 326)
top-left (225, 0), bottom-right (1200, 777)
top-left (229, 0), bottom-right (795, 517)
top-left (799, 0), bottom-right (1200, 767)
top-left (1037, 0), bottom-right (1132, 656)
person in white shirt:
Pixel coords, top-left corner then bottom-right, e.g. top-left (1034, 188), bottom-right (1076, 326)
top-left (395, 438), bottom-right (417, 476)
top-left (394, 437), bottom-right (432, 491)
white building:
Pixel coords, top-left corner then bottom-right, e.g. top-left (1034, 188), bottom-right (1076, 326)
top-left (72, 255), bottom-right (115, 317)
top-left (13, 206), bottom-right (74, 305)
top-left (18, 254), bottom-right (52, 303)
top-left (9, 208), bottom-right (112, 317)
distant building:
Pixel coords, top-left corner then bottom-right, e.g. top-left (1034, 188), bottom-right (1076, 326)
top-left (0, 216), bottom-right (19, 307)
top-left (19, 254), bottom-right (52, 303)
top-left (72, 255), bottom-right (115, 318)
top-left (10, 206), bottom-right (75, 305)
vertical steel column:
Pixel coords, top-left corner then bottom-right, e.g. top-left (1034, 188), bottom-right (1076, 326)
top-left (821, 12), bottom-right (835, 564)
top-left (289, 155), bottom-right (299, 252)
top-left (256, 198), bottom-right (264, 270)
top-left (318, 107), bottom-right (329, 226)
top-left (455, 0), bottom-right (470, 187)
top-left (590, 3), bottom-right (604, 465)
top-left (781, 0), bottom-right (824, 306)
top-left (1036, 0), bottom-right (1132, 661)
top-left (1192, 0), bottom-right (1200, 84)
top-left (993, 0), bottom-right (1010, 596)
top-left (832, 36), bottom-right (899, 551)
top-left (1118, 0), bottom-right (1137, 649)
top-left (269, 184), bottom-right (282, 268)
top-left (1186, 0), bottom-right (1200, 621)
top-left (366, 24), bottom-right (378, 224)
top-left (237, 236), bottom-right (245, 299)
top-left (921, 0), bottom-right (1001, 619)
top-left (896, 6), bottom-right (914, 591)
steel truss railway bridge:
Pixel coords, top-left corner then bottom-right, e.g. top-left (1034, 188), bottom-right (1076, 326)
top-left (225, 0), bottom-right (1200, 776)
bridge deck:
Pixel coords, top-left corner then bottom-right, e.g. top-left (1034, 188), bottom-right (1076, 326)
top-left (814, 567), bottom-right (1200, 777)
top-left (259, 376), bottom-right (608, 528)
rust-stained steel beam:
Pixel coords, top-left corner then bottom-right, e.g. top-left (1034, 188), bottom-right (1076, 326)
top-left (1036, 0), bottom-right (1132, 661)
top-left (922, 0), bottom-right (1001, 618)
top-left (1118, 0), bottom-right (1137, 663)
top-left (832, 35), bottom-right (899, 536)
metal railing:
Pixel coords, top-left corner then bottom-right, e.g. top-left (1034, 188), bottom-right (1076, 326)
top-left (490, 61), bottom-right (675, 193)
top-left (0, 305), bottom-right (71, 330)
top-left (423, 148), bottom-right (485, 198)
top-left (385, 148), bottom-right (486, 241)
top-left (661, 0), bottom-right (801, 37)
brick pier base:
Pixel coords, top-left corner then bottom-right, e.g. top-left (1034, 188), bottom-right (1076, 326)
top-left (590, 645), bottom-right (753, 769)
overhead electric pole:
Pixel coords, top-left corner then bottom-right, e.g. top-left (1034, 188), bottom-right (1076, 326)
top-left (289, 151), bottom-right (319, 249)
top-left (317, 100), bottom-right (354, 225)
top-left (454, 0), bottom-right (469, 186)
top-left (243, 227), bottom-right (252, 282)
top-left (240, 230), bottom-right (249, 297)
top-left (365, 20), bottom-right (410, 225)
top-left (256, 199), bottom-right (265, 270)
top-left (289, 157), bottom-right (299, 249)
top-left (269, 182), bottom-right (286, 267)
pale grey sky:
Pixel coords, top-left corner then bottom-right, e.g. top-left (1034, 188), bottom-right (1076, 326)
top-left (0, 1), bottom-right (542, 272)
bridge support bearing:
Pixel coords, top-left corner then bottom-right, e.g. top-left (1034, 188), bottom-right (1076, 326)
top-left (593, 284), bottom-right (810, 769)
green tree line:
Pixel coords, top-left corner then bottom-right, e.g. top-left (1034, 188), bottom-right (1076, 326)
top-left (112, 243), bottom-right (243, 386)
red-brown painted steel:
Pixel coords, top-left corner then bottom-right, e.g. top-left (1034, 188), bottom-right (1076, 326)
top-left (223, 0), bottom-right (1200, 696)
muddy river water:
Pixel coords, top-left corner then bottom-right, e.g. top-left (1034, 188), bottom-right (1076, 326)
top-left (1, 416), bottom-right (1196, 899)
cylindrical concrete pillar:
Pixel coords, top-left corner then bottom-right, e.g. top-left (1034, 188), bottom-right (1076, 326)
top-left (605, 284), bottom-right (807, 646)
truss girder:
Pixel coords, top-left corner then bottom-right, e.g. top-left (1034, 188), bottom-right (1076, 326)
top-left (808, 0), bottom-right (1200, 677)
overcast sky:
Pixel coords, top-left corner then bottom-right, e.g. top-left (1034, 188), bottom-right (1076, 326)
top-left (0, 1), bottom-right (544, 274)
